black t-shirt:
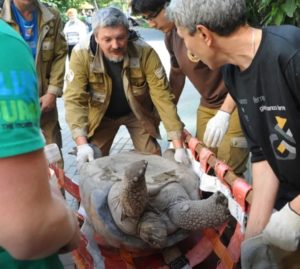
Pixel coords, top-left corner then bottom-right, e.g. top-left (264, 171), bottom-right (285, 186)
top-left (223, 25), bottom-right (300, 204)
top-left (104, 58), bottom-right (132, 118)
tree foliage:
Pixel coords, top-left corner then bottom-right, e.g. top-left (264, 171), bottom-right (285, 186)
top-left (43, 0), bottom-right (300, 27)
top-left (43, 0), bottom-right (130, 13)
top-left (44, 0), bottom-right (83, 13)
top-left (247, 0), bottom-right (300, 26)
top-left (43, 0), bottom-right (130, 24)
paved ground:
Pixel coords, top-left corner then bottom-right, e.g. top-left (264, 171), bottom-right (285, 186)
top-left (58, 27), bottom-right (199, 268)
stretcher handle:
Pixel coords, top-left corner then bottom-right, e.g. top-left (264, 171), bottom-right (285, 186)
top-left (183, 130), bottom-right (253, 205)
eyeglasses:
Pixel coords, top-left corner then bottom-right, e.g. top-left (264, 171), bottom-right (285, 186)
top-left (142, 5), bottom-right (164, 21)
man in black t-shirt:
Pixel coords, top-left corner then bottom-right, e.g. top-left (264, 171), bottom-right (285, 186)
top-left (167, 0), bottom-right (300, 267)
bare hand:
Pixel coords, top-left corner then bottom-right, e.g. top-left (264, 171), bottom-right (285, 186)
top-left (40, 93), bottom-right (56, 113)
top-left (49, 181), bottom-right (81, 252)
top-left (58, 213), bottom-right (81, 253)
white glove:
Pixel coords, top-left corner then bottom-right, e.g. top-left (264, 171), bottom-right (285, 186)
top-left (77, 144), bottom-right (94, 165)
top-left (203, 110), bottom-right (230, 147)
top-left (241, 234), bottom-right (279, 269)
top-left (174, 148), bottom-right (190, 165)
top-left (262, 203), bottom-right (300, 251)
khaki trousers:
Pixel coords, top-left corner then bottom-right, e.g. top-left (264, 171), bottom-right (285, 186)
top-left (196, 105), bottom-right (249, 176)
top-left (275, 248), bottom-right (300, 269)
top-left (41, 106), bottom-right (63, 168)
top-left (91, 113), bottom-right (161, 156)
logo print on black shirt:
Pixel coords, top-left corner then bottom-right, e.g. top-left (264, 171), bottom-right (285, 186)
top-left (270, 116), bottom-right (296, 160)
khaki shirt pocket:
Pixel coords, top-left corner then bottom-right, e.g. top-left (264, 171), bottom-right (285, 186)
top-left (90, 90), bottom-right (106, 106)
top-left (129, 68), bottom-right (148, 99)
top-left (130, 68), bottom-right (143, 78)
top-left (231, 137), bottom-right (248, 148)
top-left (42, 39), bottom-right (54, 61)
top-left (131, 80), bottom-right (150, 104)
top-left (88, 74), bottom-right (107, 106)
top-left (131, 80), bottom-right (148, 96)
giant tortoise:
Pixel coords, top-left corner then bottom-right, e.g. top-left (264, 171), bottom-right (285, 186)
top-left (79, 150), bottom-right (230, 250)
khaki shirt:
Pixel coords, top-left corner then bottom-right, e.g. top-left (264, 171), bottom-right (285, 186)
top-left (1, 0), bottom-right (67, 97)
top-left (64, 37), bottom-right (183, 141)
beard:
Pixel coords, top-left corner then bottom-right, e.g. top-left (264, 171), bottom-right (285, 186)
top-left (105, 55), bottom-right (124, 63)
top-left (104, 47), bottom-right (126, 63)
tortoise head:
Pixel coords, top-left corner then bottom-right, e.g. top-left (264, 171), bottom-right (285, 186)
top-left (124, 160), bottom-right (148, 182)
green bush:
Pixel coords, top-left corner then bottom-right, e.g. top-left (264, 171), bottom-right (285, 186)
top-left (247, 0), bottom-right (300, 26)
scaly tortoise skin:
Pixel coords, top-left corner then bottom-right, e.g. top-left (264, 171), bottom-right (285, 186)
top-left (79, 150), bottom-right (230, 250)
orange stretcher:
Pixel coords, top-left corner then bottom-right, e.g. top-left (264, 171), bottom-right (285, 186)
top-left (50, 129), bottom-right (253, 269)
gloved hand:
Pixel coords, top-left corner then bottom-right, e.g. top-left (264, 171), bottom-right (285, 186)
top-left (174, 148), bottom-right (190, 165)
top-left (262, 203), bottom-right (300, 251)
top-left (203, 110), bottom-right (230, 147)
top-left (241, 234), bottom-right (279, 269)
top-left (77, 144), bottom-right (94, 166)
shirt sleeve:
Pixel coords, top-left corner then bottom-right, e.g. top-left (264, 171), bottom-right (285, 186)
top-left (164, 32), bottom-right (181, 71)
top-left (142, 46), bottom-right (184, 140)
top-left (0, 23), bottom-right (44, 158)
top-left (284, 50), bottom-right (300, 107)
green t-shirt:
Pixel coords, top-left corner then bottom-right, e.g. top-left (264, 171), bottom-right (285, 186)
top-left (0, 20), bottom-right (63, 269)
top-left (0, 248), bottom-right (63, 269)
top-left (0, 19), bottom-right (43, 157)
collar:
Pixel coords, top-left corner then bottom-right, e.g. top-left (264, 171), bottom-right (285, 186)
top-left (1, 0), bottom-right (55, 26)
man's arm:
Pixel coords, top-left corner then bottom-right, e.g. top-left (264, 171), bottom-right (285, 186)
top-left (0, 150), bottom-right (79, 259)
top-left (64, 46), bottom-right (95, 165)
top-left (219, 93), bottom-right (236, 114)
top-left (142, 47), bottom-right (189, 163)
top-left (46, 8), bottom-right (68, 96)
top-left (143, 48), bottom-right (184, 140)
top-left (164, 33), bottom-right (186, 105)
top-left (290, 195), bottom-right (300, 214)
top-left (169, 66), bottom-right (186, 105)
top-left (40, 8), bottom-right (68, 112)
top-left (64, 46), bottom-right (90, 141)
top-left (245, 160), bottom-right (279, 239)
top-left (241, 160), bottom-right (279, 267)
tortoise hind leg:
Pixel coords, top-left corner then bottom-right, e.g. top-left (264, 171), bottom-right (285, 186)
top-left (168, 192), bottom-right (230, 230)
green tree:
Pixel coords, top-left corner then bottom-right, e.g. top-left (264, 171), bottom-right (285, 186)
top-left (247, 0), bottom-right (300, 26)
top-left (94, 0), bottom-right (129, 11)
top-left (43, 0), bottom-right (130, 14)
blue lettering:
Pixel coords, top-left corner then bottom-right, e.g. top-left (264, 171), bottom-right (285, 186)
top-left (0, 70), bottom-right (37, 100)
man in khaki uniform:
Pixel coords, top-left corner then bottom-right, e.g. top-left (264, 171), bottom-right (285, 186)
top-left (64, 7), bottom-right (189, 167)
top-left (1, 0), bottom-right (67, 155)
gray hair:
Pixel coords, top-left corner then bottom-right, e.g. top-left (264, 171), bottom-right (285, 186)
top-left (166, 0), bottom-right (247, 36)
top-left (92, 7), bottom-right (129, 34)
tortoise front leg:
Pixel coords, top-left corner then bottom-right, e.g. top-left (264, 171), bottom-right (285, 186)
top-left (168, 192), bottom-right (230, 230)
